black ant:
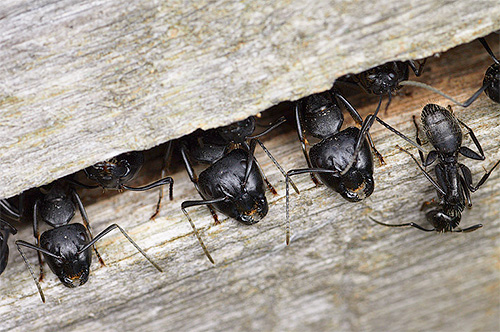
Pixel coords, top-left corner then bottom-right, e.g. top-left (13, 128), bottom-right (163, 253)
top-left (373, 104), bottom-right (500, 232)
top-left (0, 219), bottom-right (17, 276)
top-left (29, 181), bottom-right (106, 282)
top-left (336, 59), bottom-right (425, 113)
top-left (180, 116), bottom-right (298, 263)
top-left (70, 151), bottom-right (174, 218)
top-left (15, 180), bottom-right (163, 302)
top-left (353, 60), bottom-right (426, 97)
top-left (284, 93), bottom-right (385, 244)
top-left (77, 151), bottom-right (173, 193)
top-left (293, 89), bottom-right (384, 185)
top-left (0, 199), bottom-right (19, 276)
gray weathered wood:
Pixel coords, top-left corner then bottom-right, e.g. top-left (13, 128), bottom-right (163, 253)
top-left (0, 37), bottom-right (499, 331)
top-left (1, 0), bottom-right (499, 198)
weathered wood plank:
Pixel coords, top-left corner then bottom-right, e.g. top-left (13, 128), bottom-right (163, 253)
top-left (0, 36), bottom-right (499, 331)
top-left (0, 0), bottom-right (499, 198)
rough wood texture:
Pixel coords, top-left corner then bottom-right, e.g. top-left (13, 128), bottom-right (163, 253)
top-left (1, 0), bottom-right (499, 199)
top-left (0, 37), bottom-right (499, 331)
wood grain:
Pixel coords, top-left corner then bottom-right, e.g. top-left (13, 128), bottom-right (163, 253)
top-left (1, 0), bottom-right (499, 199)
top-left (0, 36), bottom-right (499, 331)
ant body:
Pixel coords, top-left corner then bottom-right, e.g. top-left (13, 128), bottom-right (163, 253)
top-left (0, 199), bottom-right (20, 275)
top-left (0, 219), bottom-right (17, 276)
top-left (294, 89), bottom-right (384, 185)
top-left (77, 151), bottom-right (173, 194)
top-left (30, 181), bottom-right (106, 282)
top-left (180, 116), bottom-right (298, 263)
top-left (71, 151), bottom-right (174, 219)
top-left (0, 199), bottom-right (19, 276)
top-left (15, 180), bottom-right (162, 302)
top-left (353, 60), bottom-right (425, 97)
top-left (374, 104), bottom-right (500, 232)
top-left (284, 93), bottom-right (385, 244)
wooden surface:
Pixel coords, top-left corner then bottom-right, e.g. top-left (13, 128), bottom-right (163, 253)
top-left (1, 0), bottom-right (500, 199)
top-left (0, 37), bottom-right (499, 331)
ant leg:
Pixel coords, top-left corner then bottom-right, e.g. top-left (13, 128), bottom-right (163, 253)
top-left (408, 59), bottom-right (426, 76)
top-left (459, 175), bottom-right (473, 207)
top-left (151, 141), bottom-right (174, 220)
top-left (78, 224), bottom-right (163, 272)
top-left (180, 144), bottom-right (219, 225)
top-left (479, 38), bottom-right (500, 64)
top-left (72, 190), bottom-right (105, 266)
top-left (285, 168), bottom-right (340, 245)
top-left (335, 92), bottom-right (384, 165)
top-left (460, 160), bottom-right (500, 193)
top-left (0, 199), bottom-right (20, 219)
top-left (243, 140), bottom-right (275, 194)
top-left (295, 102), bottom-right (320, 186)
top-left (247, 116), bottom-right (286, 140)
top-left (375, 117), bottom-right (428, 154)
top-left (453, 224), bottom-right (483, 233)
top-left (398, 146), bottom-right (446, 196)
top-left (456, 117), bottom-right (485, 160)
top-left (66, 178), bottom-right (100, 189)
top-left (16, 240), bottom-right (62, 303)
top-left (368, 216), bottom-right (435, 232)
top-left (122, 177), bottom-right (174, 192)
top-left (246, 139), bottom-right (300, 194)
top-left (412, 115), bottom-right (426, 164)
top-left (33, 201), bottom-right (44, 282)
top-left (243, 116), bottom-right (288, 193)
top-left (0, 218), bottom-right (17, 234)
top-left (181, 197), bottom-right (228, 264)
top-left (340, 95), bottom-right (383, 176)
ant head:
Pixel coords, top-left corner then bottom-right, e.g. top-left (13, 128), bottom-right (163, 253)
top-left (425, 204), bottom-right (462, 232)
top-left (40, 224), bottom-right (92, 288)
top-left (233, 191), bottom-right (268, 225)
top-left (217, 116), bottom-right (256, 144)
top-left (338, 170), bottom-right (374, 202)
top-left (362, 61), bottom-right (409, 95)
top-left (85, 152), bottom-right (144, 189)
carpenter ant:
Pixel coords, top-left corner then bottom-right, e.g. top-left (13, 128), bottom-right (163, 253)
top-left (27, 181), bottom-right (107, 282)
top-left (353, 60), bottom-right (425, 96)
top-left (15, 182), bottom-right (162, 302)
top-left (0, 199), bottom-right (19, 276)
top-left (373, 104), bottom-right (500, 232)
top-left (76, 151), bottom-right (173, 193)
top-left (398, 38), bottom-right (499, 107)
top-left (0, 219), bottom-right (17, 276)
top-left (284, 95), bottom-right (385, 244)
top-left (0, 198), bottom-right (28, 276)
top-left (294, 89), bottom-right (384, 185)
top-left (337, 59), bottom-right (425, 113)
top-left (180, 116), bottom-right (298, 263)
top-left (71, 151), bottom-right (174, 218)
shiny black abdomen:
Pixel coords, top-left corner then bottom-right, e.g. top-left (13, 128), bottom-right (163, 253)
top-left (422, 104), bottom-right (462, 155)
